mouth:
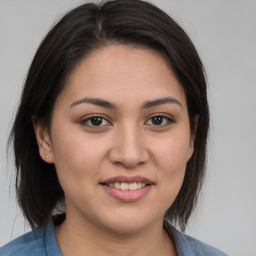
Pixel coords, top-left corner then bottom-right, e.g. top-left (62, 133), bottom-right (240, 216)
top-left (100, 176), bottom-right (154, 201)
top-left (102, 182), bottom-right (147, 191)
top-left (100, 175), bottom-right (154, 189)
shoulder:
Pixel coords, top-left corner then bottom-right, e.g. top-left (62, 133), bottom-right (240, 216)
top-left (164, 220), bottom-right (228, 256)
top-left (0, 226), bottom-right (47, 256)
top-left (175, 231), bottom-right (228, 256)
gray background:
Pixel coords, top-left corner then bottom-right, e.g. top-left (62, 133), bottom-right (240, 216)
top-left (0, 1), bottom-right (255, 255)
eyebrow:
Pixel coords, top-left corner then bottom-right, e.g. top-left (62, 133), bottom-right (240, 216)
top-left (70, 97), bottom-right (118, 109)
top-left (70, 96), bottom-right (182, 109)
top-left (142, 97), bottom-right (182, 109)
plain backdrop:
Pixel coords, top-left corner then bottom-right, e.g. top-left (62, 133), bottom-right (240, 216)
top-left (0, 1), bottom-right (255, 255)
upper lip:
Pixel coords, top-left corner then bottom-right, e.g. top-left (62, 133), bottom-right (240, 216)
top-left (100, 175), bottom-right (154, 185)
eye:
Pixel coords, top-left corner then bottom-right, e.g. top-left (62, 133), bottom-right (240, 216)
top-left (80, 116), bottom-right (111, 127)
top-left (145, 115), bottom-right (175, 126)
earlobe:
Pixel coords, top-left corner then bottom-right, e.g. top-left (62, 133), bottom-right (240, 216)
top-left (32, 117), bottom-right (54, 163)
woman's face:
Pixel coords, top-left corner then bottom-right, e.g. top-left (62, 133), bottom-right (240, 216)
top-left (36, 45), bottom-right (195, 233)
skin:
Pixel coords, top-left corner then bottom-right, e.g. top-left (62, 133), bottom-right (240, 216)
top-left (34, 45), bottom-right (197, 256)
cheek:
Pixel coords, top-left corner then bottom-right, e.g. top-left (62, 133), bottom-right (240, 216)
top-left (50, 128), bottom-right (106, 192)
top-left (151, 132), bottom-right (191, 201)
top-left (152, 132), bottom-right (191, 171)
top-left (51, 124), bottom-right (106, 167)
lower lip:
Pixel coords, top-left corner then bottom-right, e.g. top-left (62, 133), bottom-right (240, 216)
top-left (101, 185), bottom-right (153, 202)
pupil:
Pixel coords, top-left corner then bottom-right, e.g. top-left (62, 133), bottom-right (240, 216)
top-left (91, 117), bottom-right (102, 126)
top-left (152, 116), bottom-right (163, 125)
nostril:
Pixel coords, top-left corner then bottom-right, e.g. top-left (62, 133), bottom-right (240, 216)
top-left (108, 149), bottom-right (149, 168)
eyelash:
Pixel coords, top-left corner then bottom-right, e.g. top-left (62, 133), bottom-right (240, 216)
top-left (80, 115), bottom-right (111, 127)
top-left (80, 114), bottom-right (175, 128)
top-left (145, 114), bottom-right (175, 126)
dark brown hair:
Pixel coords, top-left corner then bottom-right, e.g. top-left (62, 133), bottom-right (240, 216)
top-left (10, 0), bottom-right (209, 231)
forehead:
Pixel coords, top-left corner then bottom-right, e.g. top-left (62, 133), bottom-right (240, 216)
top-left (57, 44), bottom-right (186, 109)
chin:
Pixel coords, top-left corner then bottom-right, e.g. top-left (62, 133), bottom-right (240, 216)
top-left (104, 221), bottom-right (148, 234)
top-left (96, 210), bottom-right (161, 234)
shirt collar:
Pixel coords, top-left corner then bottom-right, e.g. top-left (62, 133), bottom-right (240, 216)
top-left (44, 221), bottom-right (62, 256)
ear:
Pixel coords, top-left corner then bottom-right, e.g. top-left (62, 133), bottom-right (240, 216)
top-left (187, 115), bottom-right (199, 161)
top-left (32, 117), bottom-right (54, 164)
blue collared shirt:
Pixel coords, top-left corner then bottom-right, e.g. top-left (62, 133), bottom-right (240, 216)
top-left (0, 220), bottom-right (228, 256)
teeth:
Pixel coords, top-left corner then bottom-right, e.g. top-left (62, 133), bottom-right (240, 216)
top-left (120, 183), bottom-right (128, 190)
top-left (128, 182), bottom-right (137, 190)
top-left (108, 182), bottom-right (147, 190)
top-left (114, 182), bottom-right (120, 189)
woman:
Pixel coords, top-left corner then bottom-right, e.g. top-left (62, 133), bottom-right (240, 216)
top-left (0, 0), bottom-right (227, 255)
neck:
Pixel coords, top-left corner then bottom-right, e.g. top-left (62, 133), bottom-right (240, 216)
top-left (55, 213), bottom-right (176, 256)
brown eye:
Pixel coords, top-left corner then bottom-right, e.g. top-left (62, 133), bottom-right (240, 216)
top-left (81, 116), bottom-right (110, 127)
top-left (151, 116), bottom-right (163, 125)
top-left (90, 117), bottom-right (103, 126)
top-left (145, 115), bottom-right (175, 126)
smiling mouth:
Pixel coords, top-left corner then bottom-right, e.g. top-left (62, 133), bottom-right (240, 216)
top-left (102, 182), bottom-right (147, 191)
top-left (100, 175), bottom-right (154, 192)
top-left (100, 176), bottom-right (154, 202)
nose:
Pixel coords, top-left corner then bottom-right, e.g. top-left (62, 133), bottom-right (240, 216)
top-left (108, 124), bottom-right (149, 168)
